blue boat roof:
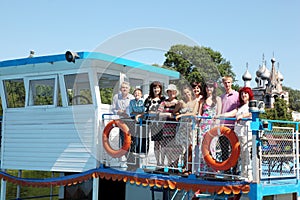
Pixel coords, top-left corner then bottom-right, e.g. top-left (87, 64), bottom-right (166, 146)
top-left (0, 51), bottom-right (180, 78)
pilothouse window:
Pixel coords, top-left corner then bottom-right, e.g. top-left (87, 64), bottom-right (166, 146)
top-left (3, 79), bottom-right (25, 108)
top-left (98, 73), bottom-right (119, 105)
top-left (28, 78), bottom-right (56, 106)
top-left (64, 73), bottom-right (92, 105)
top-left (97, 73), bottom-right (144, 105)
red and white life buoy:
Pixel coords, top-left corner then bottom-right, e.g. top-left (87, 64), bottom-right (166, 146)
top-left (102, 120), bottom-right (131, 158)
top-left (201, 126), bottom-right (240, 171)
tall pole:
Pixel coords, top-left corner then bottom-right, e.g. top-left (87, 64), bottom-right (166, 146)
top-left (16, 170), bottom-right (22, 199)
top-left (1, 170), bottom-right (7, 200)
top-left (248, 100), bottom-right (263, 200)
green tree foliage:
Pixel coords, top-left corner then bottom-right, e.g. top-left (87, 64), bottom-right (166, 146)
top-left (260, 98), bottom-right (293, 121)
top-left (34, 85), bottom-right (54, 105)
top-left (4, 170), bottom-right (59, 199)
top-left (283, 86), bottom-right (300, 112)
top-left (100, 88), bottom-right (113, 104)
top-left (163, 45), bottom-right (236, 86)
top-left (4, 79), bottom-right (25, 108)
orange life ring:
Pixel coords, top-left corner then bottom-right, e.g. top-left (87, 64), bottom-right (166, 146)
top-left (102, 120), bottom-right (131, 158)
top-left (201, 126), bottom-right (240, 171)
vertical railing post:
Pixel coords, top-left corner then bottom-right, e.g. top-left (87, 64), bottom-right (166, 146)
top-left (1, 169), bottom-right (7, 200)
top-left (92, 176), bottom-right (99, 200)
top-left (16, 170), bottom-right (22, 199)
top-left (248, 100), bottom-right (265, 200)
top-left (50, 172), bottom-right (54, 200)
top-left (249, 110), bottom-right (262, 200)
top-left (191, 117), bottom-right (196, 174)
top-left (58, 172), bottom-right (64, 199)
top-left (138, 116), bottom-right (144, 169)
top-left (295, 122), bottom-right (299, 180)
top-left (249, 100), bottom-right (263, 183)
top-left (251, 111), bottom-right (261, 183)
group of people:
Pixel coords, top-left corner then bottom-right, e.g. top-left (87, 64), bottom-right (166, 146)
top-left (111, 76), bottom-right (254, 181)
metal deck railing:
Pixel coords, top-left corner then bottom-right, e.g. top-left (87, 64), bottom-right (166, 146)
top-left (260, 126), bottom-right (296, 179)
top-left (100, 114), bottom-right (300, 183)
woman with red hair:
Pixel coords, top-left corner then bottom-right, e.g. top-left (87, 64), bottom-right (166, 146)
top-left (238, 87), bottom-right (254, 108)
top-left (217, 86), bottom-right (254, 181)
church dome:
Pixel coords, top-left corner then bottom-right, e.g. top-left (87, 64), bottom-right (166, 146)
top-left (242, 69), bottom-right (252, 81)
top-left (256, 64), bottom-right (266, 77)
top-left (261, 67), bottom-right (270, 80)
top-left (278, 70), bottom-right (284, 81)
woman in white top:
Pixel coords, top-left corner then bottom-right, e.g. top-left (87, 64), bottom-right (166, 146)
top-left (173, 85), bottom-right (198, 169)
top-left (217, 87), bottom-right (254, 181)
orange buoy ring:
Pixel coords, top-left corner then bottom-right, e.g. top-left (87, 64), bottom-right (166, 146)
top-left (102, 120), bottom-right (131, 158)
top-left (201, 126), bottom-right (240, 171)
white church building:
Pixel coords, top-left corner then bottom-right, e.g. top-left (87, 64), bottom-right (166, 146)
top-left (242, 55), bottom-right (289, 109)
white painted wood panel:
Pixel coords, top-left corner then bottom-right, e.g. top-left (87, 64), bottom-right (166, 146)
top-left (1, 106), bottom-right (98, 172)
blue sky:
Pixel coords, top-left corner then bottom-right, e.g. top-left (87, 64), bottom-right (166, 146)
top-left (1, 0), bottom-right (299, 89)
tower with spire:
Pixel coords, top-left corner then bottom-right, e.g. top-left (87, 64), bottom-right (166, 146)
top-left (242, 54), bottom-right (288, 108)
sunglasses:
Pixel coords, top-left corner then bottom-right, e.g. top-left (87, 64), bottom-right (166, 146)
top-left (152, 100), bottom-right (161, 104)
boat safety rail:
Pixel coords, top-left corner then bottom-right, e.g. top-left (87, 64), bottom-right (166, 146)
top-left (258, 119), bottom-right (300, 180)
top-left (101, 113), bottom-right (157, 122)
top-left (100, 114), bottom-right (255, 179)
top-left (100, 112), bottom-right (300, 182)
top-left (101, 113), bottom-right (114, 121)
top-left (101, 112), bottom-right (252, 123)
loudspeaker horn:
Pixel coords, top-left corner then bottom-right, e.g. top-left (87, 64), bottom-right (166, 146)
top-left (65, 51), bottom-right (80, 63)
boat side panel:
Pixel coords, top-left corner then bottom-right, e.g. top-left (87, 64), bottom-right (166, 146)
top-left (1, 106), bottom-right (97, 172)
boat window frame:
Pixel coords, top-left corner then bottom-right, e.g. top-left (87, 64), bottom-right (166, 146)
top-left (63, 72), bottom-right (93, 106)
top-left (1, 78), bottom-right (26, 109)
top-left (24, 75), bottom-right (58, 108)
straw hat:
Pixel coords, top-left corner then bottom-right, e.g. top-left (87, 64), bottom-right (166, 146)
top-left (165, 84), bottom-right (178, 94)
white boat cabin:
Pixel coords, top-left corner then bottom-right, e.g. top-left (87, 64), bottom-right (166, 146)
top-left (0, 51), bottom-right (179, 172)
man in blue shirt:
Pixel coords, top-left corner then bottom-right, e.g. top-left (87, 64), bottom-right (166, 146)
top-left (129, 88), bottom-right (145, 121)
